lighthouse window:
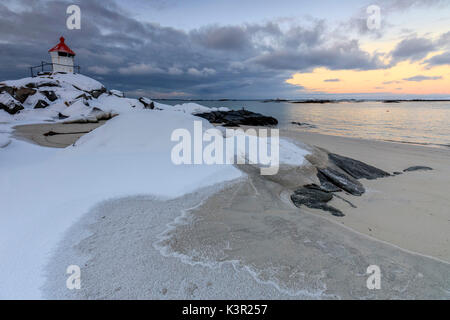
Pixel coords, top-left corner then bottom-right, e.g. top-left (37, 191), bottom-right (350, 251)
top-left (58, 52), bottom-right (69, 57)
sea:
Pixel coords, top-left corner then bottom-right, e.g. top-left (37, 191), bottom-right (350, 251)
top-left (156, 100), bottom-right (450, 148)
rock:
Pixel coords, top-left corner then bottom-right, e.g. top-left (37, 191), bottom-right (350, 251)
top-left (75, 93), bottom-right (92, 101)
top-left (58, 113), bottom-right (69, 120)
top-left (139, 97), bottom-right (155, 109)
top-left (0, 85), bottom-right (15, 96)
top-left (0, 93), bottom-right (24, 115)
top-left (291, 187), bottom-right (344, 217)
top-left (316, 171), bottom-right (342, 192)
top-left (33, 100), bottom-right (49, 109)
top-left (40, 90), bottom-right (58, 102)
top-left (195, 109), bottom-right (278, 127)
top-left (14, 87), bottom-right (36, 103)
top-left (328, 153), bottom-right (391, 180)
top-left (37, 82), bottom-right (59, 88)
top-left (318, 168), bottom-right (365, 196)
top-left (89, 87), bottom-right (107, 99)
top-left (393, 171), bottom-right (403, 175)
top-left (109, 90), bottom-right (124, 98)
top-left (403, 166), bottom-right (433, 172)
top-left (291, 121), bottom-right (317, 128)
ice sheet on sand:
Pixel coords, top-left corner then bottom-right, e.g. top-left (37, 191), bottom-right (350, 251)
top-left (0, 110), bottom-right (242, 299)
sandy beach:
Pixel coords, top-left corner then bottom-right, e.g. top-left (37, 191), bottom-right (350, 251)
top-left (34, 125), bottom-right (450, 299)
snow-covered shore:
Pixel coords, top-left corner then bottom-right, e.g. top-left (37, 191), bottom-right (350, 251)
top-left (0, 73), bottom-right (310, 299)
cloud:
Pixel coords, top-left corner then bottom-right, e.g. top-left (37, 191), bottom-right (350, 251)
top-left (88, 66), bottom-right (112, 75)
top-left (390, 36), bottom-right (435, 63)
top-left (424, 52), bottom-right (450, 67)
top-left (187, 67), bottom-right (217, 77)
top-left (403, 75), bottom-right (443, 82)
top-left (0, 0), bottom-right (446, 99)
top-left (324, 78), bottom-right (340, 82)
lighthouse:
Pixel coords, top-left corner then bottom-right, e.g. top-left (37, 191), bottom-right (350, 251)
top-left (48, 37), bottom-right (76, 73)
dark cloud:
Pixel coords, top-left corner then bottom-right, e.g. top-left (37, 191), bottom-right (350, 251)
top-left (424, 52), bottom-right (450, 67)
top-left (0, 0), bottom-right (436, 99)
top-left (403, 75), bottom-right (442, 82)
top-left (390, 36), bottom-right (435, 63)
top-left (324, 79), bottom-right (340, 82)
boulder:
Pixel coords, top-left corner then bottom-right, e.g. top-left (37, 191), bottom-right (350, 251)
top-left (403, 166), bottom-right (433, 172)
top-left (139, 97), bottom-right (155, 109)
top-left (0, 85), bottom-right (15, 96)
top-left (291, 187), bottom-right (344, 217)
top-left (89, 87), bottom-right (107, 99)
top-left (0, 93), bottom-right (23, 115)
top-left (40, 90), bottom-right (58, 102)
top-left (195, 109), bottom-right (278, 127)
top-left (318, 167), bottom-right (365, 196)
top-left (14, 87), bottom-right (36, 103)
top-left (33, 100), bottom-right (49, 109)
top-left (316, 171), bottom-right (342, 192)
top-left (328, 153), bottom-right (391, 180)
top-left (109, 90), bottom-right (124, 97)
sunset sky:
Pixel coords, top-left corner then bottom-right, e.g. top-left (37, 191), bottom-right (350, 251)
top-left (1, 0), bottom-right (450, 99)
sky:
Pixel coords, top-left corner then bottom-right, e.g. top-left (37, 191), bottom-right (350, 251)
top-left (1, 0), bottom-right (450, 99)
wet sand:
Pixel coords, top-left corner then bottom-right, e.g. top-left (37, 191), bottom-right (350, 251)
top-left (43, 131), bottom-right (450, 299)
top-left (281, 130), bottom-right (450, 262)
top-left (13, 121), bottom-right (106, 148)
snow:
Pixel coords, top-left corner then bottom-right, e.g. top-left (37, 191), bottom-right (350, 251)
top-left (0, 110), bottom-right (242, 299)
top-left (0, 73), bottom-right (311, 299)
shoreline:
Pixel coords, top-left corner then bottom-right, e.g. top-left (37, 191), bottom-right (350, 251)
top-left (6, 122), bottom-right (450, 298)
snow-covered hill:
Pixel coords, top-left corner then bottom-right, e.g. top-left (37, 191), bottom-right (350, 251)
top-left (0, 73), bottom-right (217, 124)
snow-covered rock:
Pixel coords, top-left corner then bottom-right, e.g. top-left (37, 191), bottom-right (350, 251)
top-left (0, 73), bottom-right (220, 123)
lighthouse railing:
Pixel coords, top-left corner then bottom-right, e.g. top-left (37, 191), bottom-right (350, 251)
top-left (30, 61), bottom-right (81, 77)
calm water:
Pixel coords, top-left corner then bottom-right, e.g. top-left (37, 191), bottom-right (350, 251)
top-left (156, 100), bottom-right (450, 148)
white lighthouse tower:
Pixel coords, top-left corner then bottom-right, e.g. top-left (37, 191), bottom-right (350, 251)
top-left (48, 37), bottom-right (76, 73)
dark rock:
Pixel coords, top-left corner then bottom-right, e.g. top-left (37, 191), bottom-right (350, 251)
top-left (58, 113), bottom-right (69, 119)
top-left (40, 90), bottom-right (58, 102)
top-left (403, 166), bottom-right (433, 172)
top-left (0, 102), bottom-right (24, 115)
top-left (291, 121), bottom-right (317, 128)
top-left (195, 109), bottom-right (278, 127)
top-left (328, 153), bottom-right (391, 180)
top-left (33, 100), bottom-right (49, 109)
top-left (139, 97), bottom-right (155, 109)
top-left (316, 171), bottom-right (342, 192)
top-left (37, 82), bottom-right (59, 88)
top-left (0, 86), bottom-right (15, 96)
top-left (318, 168), bottom-right (365, 196)
top-left (89, 87), bottom-right (107, 99)
top-left (291, 187), bottom-right (344, 217)
top-left (393, 171), bottom-right (403, 175)
top-left (14, 87), bottom-right (36, 103)
top-left (75, 93), bottom-right (92, 101)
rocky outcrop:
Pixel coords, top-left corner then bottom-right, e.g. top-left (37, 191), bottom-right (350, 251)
top-left (195, 109), bottom-right (278, 127)
top-left (0, 93), bottom-right (24, 114)
top-left (328, 153), bottom-right (391, 180)
top-left (40, 90), bottom-right (58, 102)
top-left (89, 87), bottom-right (107, 99)
top-left (403, 166), bottom-right (433, 172)
top-left (139, 97), bottom-right (155, 109)
top-left (0, 85), bottom-right (15, 96)
top-left (14, 87), bottom-right (36, 103)
top-left (291, 187), bottom-right (344, 217)
top-left (318, 167), bottom-right (365, 196)
top-left (33, 100), bottom-right (49, 109)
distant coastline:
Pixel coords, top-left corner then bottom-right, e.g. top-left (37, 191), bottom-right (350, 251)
top-left (154, 98), bottom-right (450, 103)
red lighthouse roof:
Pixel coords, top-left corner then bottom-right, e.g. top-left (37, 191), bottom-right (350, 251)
top-left (48, 37), bottom-right (76, 56)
